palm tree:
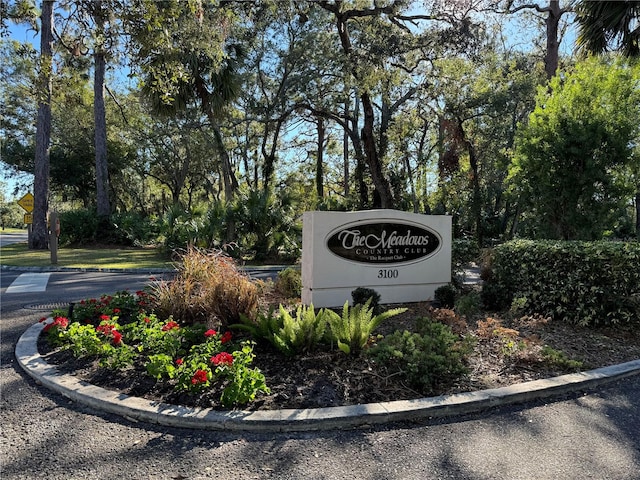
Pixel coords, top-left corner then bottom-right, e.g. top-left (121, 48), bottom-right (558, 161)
top-left (575, 1), bottom-right (640, 57)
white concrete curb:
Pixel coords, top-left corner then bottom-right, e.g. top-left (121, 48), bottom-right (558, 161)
top-left (16, 321), bottom-right (640, 432)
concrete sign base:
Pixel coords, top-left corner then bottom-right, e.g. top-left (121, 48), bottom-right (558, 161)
top-left (302, 210), bottom-right (452, 308)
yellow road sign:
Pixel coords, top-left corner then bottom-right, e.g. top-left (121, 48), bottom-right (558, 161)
top-left (24, 213), bottom-right (33, 224)
top-left (17, 193), bottom-right (34, 213)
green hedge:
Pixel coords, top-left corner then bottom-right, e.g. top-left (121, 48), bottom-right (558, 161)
top-left (483, 240), bottom-right (640, 326)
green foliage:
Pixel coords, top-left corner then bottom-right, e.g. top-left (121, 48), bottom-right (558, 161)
top-left (70, 290), bottom-right (147, 325)
top-left (59, 209), bottom-right (100, 245)
top-left (509, 57), bottom-right (640, 240)
top-left (59, 209), bottom-right (158, 247)
top-left (434, 284), bottom-right (457, 308)
top-left (454, 291), bottom-right (482, 318)
top-left (351, 287), bottom-right (381, 314)
top-left (271, 304), bottom-right (329, 356)
top-left (369, 320), bottom-right (471, 394)
top-left (219, 342), bottom-right (270, 407)
top-left (276, 267), bottom-right (302, 299)
top-left (230, 188), bottom-right (301, 262)
top-left (482, 240), bottom-right (640, 325)
top-left (452, 239), bottom-right (480, 274)
top-left (232, 308), bottom-right (284, 347)
top-left (541, 345), bottom-right (583, 371)
top-left (327, 300), bottom-right (407, 356)
top-left (45, 300), bottom-right (268, 407)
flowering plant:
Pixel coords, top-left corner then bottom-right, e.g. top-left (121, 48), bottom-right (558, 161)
top-left (46, 299), bottom-right (269, 407)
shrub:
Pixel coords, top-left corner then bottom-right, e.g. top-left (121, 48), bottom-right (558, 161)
top-left (434, 284), bottom-right (456, 308)
top-left (454, 291), bottom-right (481, 318)
top-left (276, 267), bottom-right (302, 299)
top-left (327, 300), bottom-right (407, 356)
top-left (369, 320), bottom-right (471, 394)
top-left (482, 240), bottom-right (640, 325)
top-left (351, 287), bottom-right (381, 314)
top-left (151, 247), bottom-right (258, 328)
top-left (59, 209), bottom-right (100, 246)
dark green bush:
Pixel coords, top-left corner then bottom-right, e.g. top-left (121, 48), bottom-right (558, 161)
top-left (351, 287), bottom-right (381, 314)
top-left (59, 209), bottom-right (100, 245)
top-left (483, 240), bottom-right (640, 325)
top-left (276, 267), bottom-right (302, 299)
top-left (369, 320), bottom-right (471, 394)
top-left (59, 209), bottom-right (158, 247)
top-left (434, 284), bottom-right (457, 308)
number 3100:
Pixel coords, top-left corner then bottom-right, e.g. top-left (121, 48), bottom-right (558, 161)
top-left (378, 269), bottom-right (398, 279)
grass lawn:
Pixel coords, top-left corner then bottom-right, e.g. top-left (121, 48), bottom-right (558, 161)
top-left (0, 242), bottom-right (173, 270)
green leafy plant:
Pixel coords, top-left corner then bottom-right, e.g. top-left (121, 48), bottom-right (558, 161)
top-left (233, 308), bottom-right (284, 346)
top-left (271, 304), bottom-right (329, 356)
top-left (351, 287), bottom-right (381, 314)
top-left (369, 320), bottom-right (471, 394)
top-left (327, 300), bottom-right (407, 356)
top-left (482, 240), bottom-right (640, 325)
top-left (45, 300), bottom-right (269, 407)
top-left (454, 291), bottom-right (481, 318)
top-left (541, 345), bottom-right (583, 370)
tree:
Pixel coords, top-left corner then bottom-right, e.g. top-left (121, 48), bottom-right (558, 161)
top-left (509, 57), bottom-right (640, 240)
top-left (31, 0), bottom-right (54, 249)
top-left (496, 0), bottom-right (575, 79)
top-left (574, 1), bottom-right (640, 238)
top-left (575, 0), bottom-right (640, 57)
top-left (127, 0), bottom-right (242, 205)
top-left (314, 0), bottom-right (479, 209)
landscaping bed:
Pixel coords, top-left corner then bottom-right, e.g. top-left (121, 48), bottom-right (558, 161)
top-left (39, 299), bottom-right (640, 411)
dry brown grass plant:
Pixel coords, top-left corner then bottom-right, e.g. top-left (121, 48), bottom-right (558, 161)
top-left (151, 247), bottom-right (258, 328)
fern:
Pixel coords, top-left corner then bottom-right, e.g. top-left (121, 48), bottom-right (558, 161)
top-left (231, 308), bottom-right (283, 347)
top-left (272, 304), bottom-right (328, 356)
top-left (328, 300), bottom-right (407, 356)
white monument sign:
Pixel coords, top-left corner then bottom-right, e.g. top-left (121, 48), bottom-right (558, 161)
top-left (302, 209), bottom-right (452, 308)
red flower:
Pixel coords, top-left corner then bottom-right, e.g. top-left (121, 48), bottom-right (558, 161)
top-left (175, 358), bottom-right (183, 366)
top-left (220, 331), bottom-right (232, 344)
top-left (162, 321), bottom-right (179, 331)
top-left (211, 352), bottom-right (234, 367)
top-left (113, 308), bottom-right (121, 314)
top-left (204, 329), bottom-right (217, 338)
top-left (143, 317), bottom-right (151, 324)
top-left (112, 330), bottom-right (123, 345)
top-left (191, 369), bottom-right (209, 385)
top-left (43, 316), bottom-right (69, 332)
top-left (97, 324), bottom-right (116, 335)
top-left (99, 314), bottom-right (111, 322)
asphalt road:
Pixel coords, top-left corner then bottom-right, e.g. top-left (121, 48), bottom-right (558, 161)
top-left (2, 269), bottom-right (640, 479)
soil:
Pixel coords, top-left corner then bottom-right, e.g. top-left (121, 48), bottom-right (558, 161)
top-left (38, 299), bottom-right (640, 412)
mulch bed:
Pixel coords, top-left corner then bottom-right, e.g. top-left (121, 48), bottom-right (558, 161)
top-left (37, 300), bottom-right (640, 411)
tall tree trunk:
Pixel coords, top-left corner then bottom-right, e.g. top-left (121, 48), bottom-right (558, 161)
top-left (94, 1), bottom-right (110, 218)
top-left (31, 0), bottom-right (54, 250)
top-left (636, 189), bottom-right (640, 240)
top-left (316, 116), bottom-right (325, 201)
top-left (343, 98), bottom-right (350, 198)
top-left (458, 119), bottom-right (483, 247)
top-left (361, 91), bottom-right (394, 209)
top-left (545, 0), bottom-right (561, 79)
